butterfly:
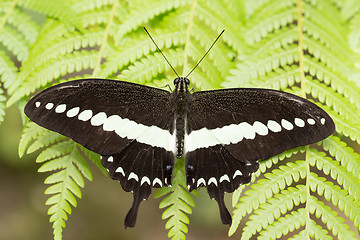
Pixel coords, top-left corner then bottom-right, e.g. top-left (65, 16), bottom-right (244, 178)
top-left (24, 29), bottom-right (335, 228)
top-left (24, 76), bottom-right (335, 227)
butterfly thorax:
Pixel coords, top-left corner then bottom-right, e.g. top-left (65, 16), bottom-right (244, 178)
top-left (173, 77), bottom-right (190, 158)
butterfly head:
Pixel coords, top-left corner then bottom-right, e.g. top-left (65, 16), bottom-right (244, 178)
top-left (174, 77), bottom-right (190, 93)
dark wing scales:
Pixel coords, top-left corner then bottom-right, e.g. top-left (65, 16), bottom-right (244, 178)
top-left (186, 88), bottom-right (335, 224)
top-left (25, 79), bottom-right (176, 228)
top-left (101, 141), bottom-right (174, 228)
top-left (186, 145), bottom-right (258, 224)
top-left (25, 79), bottom-right (174, 155)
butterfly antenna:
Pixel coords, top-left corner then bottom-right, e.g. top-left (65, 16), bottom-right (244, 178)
top-left (185, 30), bottom-right (225, 78)
top-left (143, 27), bottom-right (179, 78)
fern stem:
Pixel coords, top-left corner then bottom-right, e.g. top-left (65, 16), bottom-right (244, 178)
top-left (92, 0), bottom-right (118, 77)
top-left (297, 1), bottom-right (311, 239)
top-left (182, 0), bottom-right (197, 77)
top-left (0, 0), bottom-right (19, 33)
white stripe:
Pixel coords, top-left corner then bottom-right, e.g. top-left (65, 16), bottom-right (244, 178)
top-left (102, 114), bottom-right (173, 151)
top-left (141, 176), bottom-right (151, 185)
top-left (153, 178), bottom-right (162, 187)
top-left (91, 112), bottom-right (107, 126)
top-left (211, 124), bottom-right (240, 145)
top-left (185, 128), bottom-right (219, 152)
top-left (55, 104), bottom-right (66, 113)
top-left (239, 122), bottom-right (256, 139)
top-left (294, 118), bottom-right (305, 127)
top-left (128, 172), bottom-right (139, 181)
top-left (78, 110), bottom-right (93, 121)
top-left (307, 118), bottom-right (315, 125)
top-left (253, 121), bottom-right (268, 136)
top-left (219, 174), bottom-right (230, 183)
top-left (66, 107), bottom-right (80, 117)
top-left (267, 120), bottom-right (281, 132)
top-left (233, 170), bottom-right (243, 178)
top-left (208, 177), bottom-right (217, 186)
top-left (115, 167), bottom-right (125, 176)
top-left (45, 103), bottom-right (54, 110)
top-left (281, 119), bottom-right (293, 130)
top-left (320, 118), bottom-right (326, 125)
top-left (185, 120), bottom-right (270, 152)
top-left (197, 178), bottom-right (206, 187)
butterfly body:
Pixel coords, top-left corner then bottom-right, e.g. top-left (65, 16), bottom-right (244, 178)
top-left (25, 78), bottom-right (335, 228)
top-left (173, 77), bottom-right (190, 158)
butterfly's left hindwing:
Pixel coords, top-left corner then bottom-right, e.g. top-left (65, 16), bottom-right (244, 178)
top-left (101, 141), bottom-right (174, 228)
top-left (25, 79), bottom-right (176, 228)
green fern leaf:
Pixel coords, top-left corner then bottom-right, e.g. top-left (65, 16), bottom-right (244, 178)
top-left (19, 122), bottom-right (50, 157)
top-left (18, 0), bottom-right (82, 31)
top-left (309, 194), bottom-right (358, 239)
top-left (155, 158), bottom-right (195, 240)
top-left (257, 208), bottom-right (305, 240)
top-left (37, 141), bottom-right (92, 240)
top-left (241, 185), bottom-right (306, 240)
top-left (230, 160), bottom-right (306, 236)
top-left (322, 136), bottom-right (360, 180)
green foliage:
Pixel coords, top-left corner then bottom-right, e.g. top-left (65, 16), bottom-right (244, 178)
top-left (1, 0), bottom-right (360, 239)
top-left (154, 158), bottom-right (196, 240)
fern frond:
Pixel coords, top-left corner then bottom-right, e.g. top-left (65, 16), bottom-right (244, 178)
top-left (27, 131), bottom-right (65, 154)
top-left (7, 50), bottom-right (98, 106)
top-left (0, 25), bottom-right (29, 62)
top-left (230, 160), bottom-right (306, 236)
top-left (118, 49), bottom-right (184, 84)
top-left (321, 105), bottom-right (360, 143)
top-left (309, 173), bottom-right (360, 231)
top-left (37, 140), bottom-right (92, 240)
top-left (0, 49), bottom-right (17, 88)
top-left (304, 58), bottom-right (360, 110)
top-left (309, 148), bottom-right (360, 201)
top-left (80, 146), bottom-right (107, 176)
top-left (309, 195), bottom-right (358, 239)
top-left (100, 29), bottom-right (186, 78)
top-left (245, 8), bottom-right (297, 45)
top-left (18, 0), bottom-right (82, 30)
top-left (19, 121), bottom-right (47, 157)
top-left (155, 158), bottom-right (195, 240)
top-left (113, 0), bottom-right (190, 43)
top-left (226, 45), bottom-right (299, 87)
top-left (322, 136), bottom-right (360, 180)
top-left (288, 219), bottom-right (332, 240)
top-left (241, 185), bottom-right (306, 240)
top-left (196, 0), bottom-right (245, 52)
top-left (11, 29), bottom-right (104, 95)
top-left (257, 208), bottom-right (305, 240)
top-left (306, 79), bottom-right (360, 122)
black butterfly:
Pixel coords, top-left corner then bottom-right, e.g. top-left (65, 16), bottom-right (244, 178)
top-left (24, 76), bottom-right (335, 228)
top-left (24, 28), bottom-right (335, 228)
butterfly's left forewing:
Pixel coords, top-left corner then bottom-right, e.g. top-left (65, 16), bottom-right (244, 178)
top-left (186, 88), bottom-right (335, 224)
top-left (25, 79), bottom-right (176, 228)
